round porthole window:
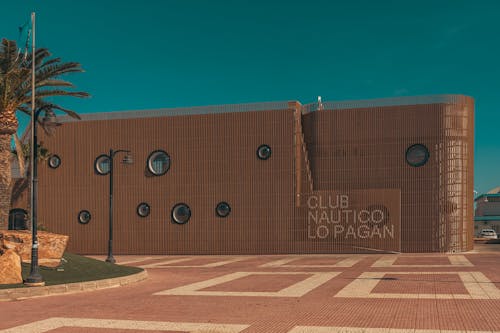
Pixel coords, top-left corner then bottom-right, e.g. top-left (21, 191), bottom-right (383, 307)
top-left (216, 202), bottom-right (231, 218)
top-left (95, 154), bottom-right (111, 175)
top-left (257, 144), bottom-right (272, 160)
top-left (171, 203), bottom-right (191, 224)
top-left (78, 210), bottom-right (91, 224)
top-left (137, 202), bottom-right (150, 217)
top-left (48, 155), bottom-right (61, 169)
top-left (147, 150), bottom-right (170, 176)
top-left (405, 144), bottom-right (429, 167)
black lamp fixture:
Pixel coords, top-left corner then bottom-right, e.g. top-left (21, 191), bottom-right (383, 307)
top-left (122, 152), bottom-right (133, 165)
top-left (41, 110), bottom-right (57, 125)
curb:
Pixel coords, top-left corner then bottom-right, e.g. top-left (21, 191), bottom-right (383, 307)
top-left (0, 270), bottom-right (148, 301)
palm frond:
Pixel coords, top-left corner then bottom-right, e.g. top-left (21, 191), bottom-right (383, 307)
top-left (31, 90), bottom-right (89, 99)
top-left (1, 38), bottom-right (89, 131)
top-left (28, 99), bottom-right (82, 120)
top-left (21, 48), bottom-right (52, 70)
top-left (16, 104), bottom-right (31, 116)
top-left (0, 39), bottom-right (20, 74)
top-left (14, 61), bottom-right (85, 99)
top-left (17, 90), bottom-right (89, 106)
top-left (49, 105), bottom-right (81, 120)
top-left (36, 62), bottom-right (85, 79)
top-left (35, 79), bottom-right (75, 88)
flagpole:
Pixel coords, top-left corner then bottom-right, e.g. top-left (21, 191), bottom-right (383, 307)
top-left (25, 11), bottom-right (44, 286)
top-left (30, 12), bottom-right (35, 236)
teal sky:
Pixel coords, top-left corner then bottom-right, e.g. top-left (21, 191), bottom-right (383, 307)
top-left (1, 0), bottom-right (499, 194)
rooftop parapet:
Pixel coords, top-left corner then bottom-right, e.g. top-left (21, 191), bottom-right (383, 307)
top-left (302, 94), bottom-right (473, 114)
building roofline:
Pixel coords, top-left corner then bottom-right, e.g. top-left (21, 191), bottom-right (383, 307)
top-left (475, 193), bottom-right (500, 201)
top-left (302, 94), bottom-right (473, 114)
top-left (55, 100), bottom-right (297, 123)
top-left (50, 94), bottom-right (473, 123)
top-left (474, 216), bottom-right (500, 221)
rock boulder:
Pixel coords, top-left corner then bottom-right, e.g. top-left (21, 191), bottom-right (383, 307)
top-left (0, 230), bottom-right (69, 268)
top-left (0, 249), bottom-right (22, 284)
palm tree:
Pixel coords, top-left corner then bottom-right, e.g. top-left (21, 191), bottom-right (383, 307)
top-left (0, 38), bottom-right (89, 228)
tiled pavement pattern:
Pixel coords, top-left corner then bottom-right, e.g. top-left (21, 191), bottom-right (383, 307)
top-left (2, 248), bottom-right (500, 332)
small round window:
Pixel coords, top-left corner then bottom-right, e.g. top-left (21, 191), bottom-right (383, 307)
top-left (137, 202), bottom-right (150, 217)
top-left (147, 150), bottom-right (170, 176)
top-left (257, 144), bottom-right (272, 160)
top-left (78, 210), bottom-right (91, 224)
top-left (216, 202), bottom-right (231, 218)
top-left (171, 203), bottom-right (191, 224)
top-left (406, 144), bottom-right (429, 167)
top-left (48, 155), bottom-right (61, 169)
top-left (95, 154), bottom-right (111, 175)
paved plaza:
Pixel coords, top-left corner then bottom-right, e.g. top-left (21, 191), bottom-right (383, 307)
top-left (1, 245), bottom-right (500, 332)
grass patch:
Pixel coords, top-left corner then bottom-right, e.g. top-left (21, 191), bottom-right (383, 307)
top-left (0, 252), bottom-right (143, 289)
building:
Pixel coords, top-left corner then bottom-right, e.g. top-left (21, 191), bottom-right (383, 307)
top-left (474, 187), bottom-right (500, 236)
top-left (9, 156), bottom-right (29, 230)
top-left (11, 94), bottom-right (475, 254)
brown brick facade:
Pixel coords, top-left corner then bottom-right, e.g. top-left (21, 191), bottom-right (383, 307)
top-left (30, 95), bottom-right (474, 254)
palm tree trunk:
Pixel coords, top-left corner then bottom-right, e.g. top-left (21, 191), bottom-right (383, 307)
top-left (0, 134), bottom-right (12, 229)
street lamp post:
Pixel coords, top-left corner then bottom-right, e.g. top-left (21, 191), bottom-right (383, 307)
top-left (24, 106), bottom-right (58, 286)
top-left (105, 149), bottom-right (133, 264)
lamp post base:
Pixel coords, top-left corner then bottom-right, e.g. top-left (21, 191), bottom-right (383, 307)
top-left (24, 273), bottom-right (45, 287)
top-left (23, 281), bottom-right (46, 287)
top-left (105, 256), bottom-right (116, 264)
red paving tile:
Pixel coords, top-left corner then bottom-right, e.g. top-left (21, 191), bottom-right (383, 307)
top-left (2, 246), bottom-right (500, 333)
top-left (394, 256), bottom-right (451, 265)
top-left (371, 273), bottom-right (469, 294)
top-left (201, 273), bottom-right (312, 292)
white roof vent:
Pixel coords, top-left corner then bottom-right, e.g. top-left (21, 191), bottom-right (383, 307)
top-left (317, 96), bottom-right (324, 111)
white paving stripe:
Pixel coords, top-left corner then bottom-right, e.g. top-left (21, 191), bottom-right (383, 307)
top-left (139, 257), bottom-right (250, 269)
top-left (260, 256), bottom-right (363, 268)
top-left (260, 257), bottom-right (298, 268)
top-left (154, 271), bottom-right (341, 297)
top-left (371, 255), bottom-right (473, 268)
top-left (139, 257), bottom-right (196, 268)
top-left (449, 255), bottom-right (474, 267)
top-left (202, 257), bottom-right (251, 268)
top-left (469, 271), bottom-right (500, 299)
top-left (288, 326), bottom-right (499, 333)
top-left (118, 256), bottom-right (153, 265)
top-left (334, 271), bottom-right (500, 299)
top-left (0, 317), bottom-right (249, 333)
top-left (371, 256), bottom-right (398, 268)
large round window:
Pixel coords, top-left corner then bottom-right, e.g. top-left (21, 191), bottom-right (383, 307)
top-left (257, 144), bottom-right (272, 160)
top-left (405, 144), bottom-right (429, 167)
top-left (216, 202), bottom-right (231, 218)
top-left (95, 154), bottom-right (111, 175)
top-left (48, 155), bottom-right (61, 169)
top-left (171, 203), bottom-right (191, 224)
top-left (147, 150), bottom-right (170, 176)
top-left (137, 202), bottom-right (150, 217)
top-left (78, 210), bottom-right (91, 224)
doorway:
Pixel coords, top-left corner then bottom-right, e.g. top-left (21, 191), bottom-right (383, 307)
top-left (8, 208), bottom-right (28, 230)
